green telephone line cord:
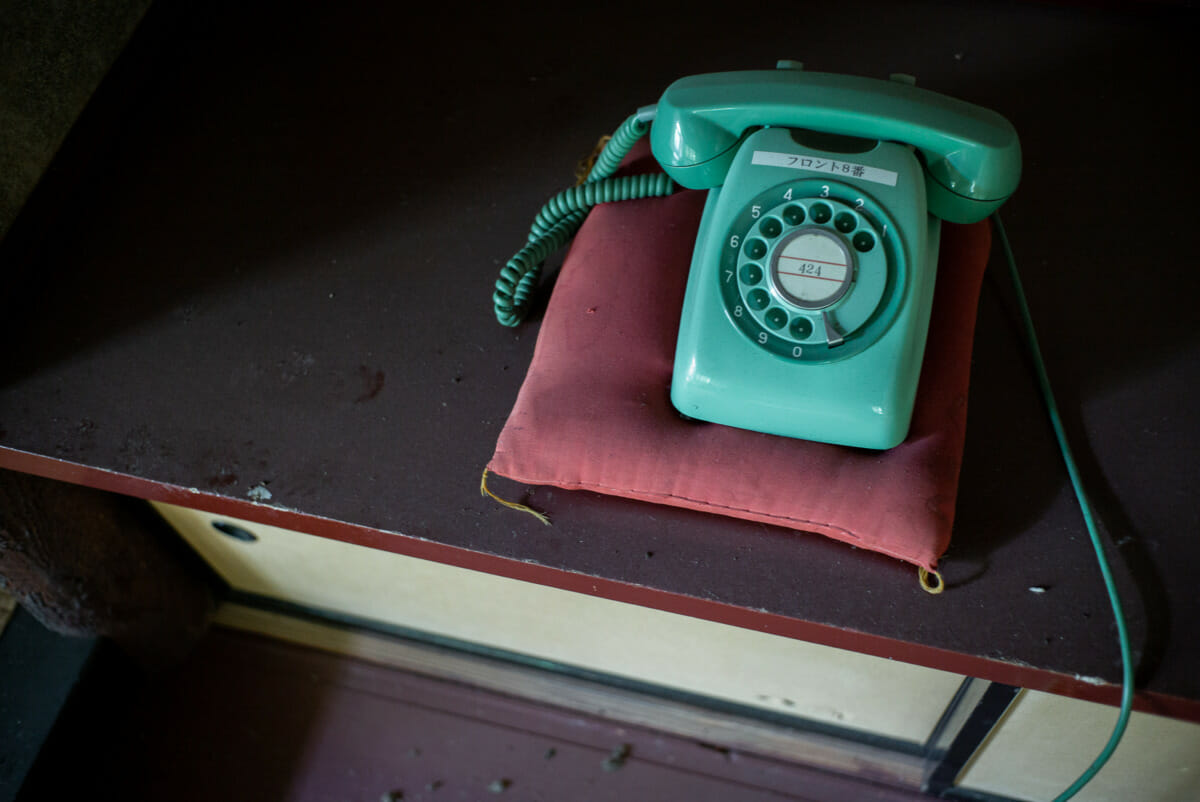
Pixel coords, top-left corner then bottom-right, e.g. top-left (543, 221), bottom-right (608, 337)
top-left (493, 113), bottom-right (675, 327)
top-left (993, 214), bottom-right (1133, 802)
top-left (492, 112), bottom-right (1134, 800)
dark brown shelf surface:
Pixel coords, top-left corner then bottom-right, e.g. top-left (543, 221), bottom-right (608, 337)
top-left (2, 1), bottom-right (1197, 717)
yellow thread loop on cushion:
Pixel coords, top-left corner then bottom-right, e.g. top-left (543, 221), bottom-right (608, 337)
top-left (480, 469), bottom-right (551, 526)
top-left (918, 566), bottom-right (945, 595)
top-left (575, 135), bottom-right (612, 185)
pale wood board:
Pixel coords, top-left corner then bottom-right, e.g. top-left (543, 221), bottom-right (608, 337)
top-left (957, 688), bottom-right (1200, 802)
top-left (153, 501), bottom-right (964, 745)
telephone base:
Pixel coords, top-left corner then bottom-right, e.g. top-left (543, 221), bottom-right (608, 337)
top-left (669, 129), bottom-right (941, 450)
top-left (670, 210), bottom-right (938, 451)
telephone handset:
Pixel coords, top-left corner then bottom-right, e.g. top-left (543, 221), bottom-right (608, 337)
top-left (658, 64), bottom-right (1019, 449)
top-left (494, 63), bottom-right (1020, 449)
top-left (650, 67), bottom-right (1020, 221)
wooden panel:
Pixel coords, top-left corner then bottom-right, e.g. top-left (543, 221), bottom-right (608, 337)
top-left (154, 502), bottom-right (964, 745)
top-left (957, 689), bottom-right (1200, 801)
top-left (213, 603), bottom-right (929, 788)
top-left (21, 625), bottom-right (934, 801)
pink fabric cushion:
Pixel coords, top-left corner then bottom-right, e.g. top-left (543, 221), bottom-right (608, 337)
top-left (488, 156), bottom-right (991, 570)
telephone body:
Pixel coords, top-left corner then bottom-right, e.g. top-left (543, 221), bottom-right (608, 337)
top-left (651, 66), bottom-right (1020, 449)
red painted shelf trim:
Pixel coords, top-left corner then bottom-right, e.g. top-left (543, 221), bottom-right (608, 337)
top-left (3, 446), bottom-right (1194, 724)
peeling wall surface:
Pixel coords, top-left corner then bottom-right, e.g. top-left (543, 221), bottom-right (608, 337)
top-left (0, 0), bottom-right (153, 240)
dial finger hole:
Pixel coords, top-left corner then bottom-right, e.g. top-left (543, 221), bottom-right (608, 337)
top-left (740, 263), bottom-right (763, 284)
top-left (760, 217), bottom-right (783, 238)
top-left (782, 204), bottom-right (805, 226)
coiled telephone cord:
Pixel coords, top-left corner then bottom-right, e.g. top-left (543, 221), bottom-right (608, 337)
top-left (493, 113), bottom-right (676, 327)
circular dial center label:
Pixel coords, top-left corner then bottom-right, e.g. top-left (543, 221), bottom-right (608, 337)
top-left (771, 229), bottom-right (854, 309)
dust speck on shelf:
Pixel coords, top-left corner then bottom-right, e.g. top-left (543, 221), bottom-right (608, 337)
top-left (602, 743), bottom-right (632, 772)
top-left (247, 483), bottom-right (272, 502)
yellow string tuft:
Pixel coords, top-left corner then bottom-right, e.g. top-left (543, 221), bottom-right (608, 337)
top-left (918, 566), bottom-right (945, 595)
top-left (574, 135), bottom-right (612, 185)
top-left (480, 469), bottom-right (551, 526)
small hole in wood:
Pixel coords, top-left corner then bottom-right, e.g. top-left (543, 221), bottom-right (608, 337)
top-left (212, 521), bottom-right (258, 542)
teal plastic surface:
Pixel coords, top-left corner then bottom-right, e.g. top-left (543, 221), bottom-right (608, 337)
top-left (656, 66), bottom-right (1019, 449)
top-left (670, 127), bottom-right (940, 449)
top-left (649, 69), bottom-right (1021, 224)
